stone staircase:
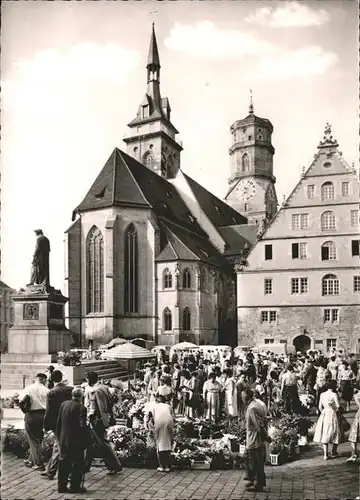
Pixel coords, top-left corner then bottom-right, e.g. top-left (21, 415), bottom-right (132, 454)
top-left (81, 360), bottom-right (129, 382)
top-left (1, 360), bottom-right (129, 392)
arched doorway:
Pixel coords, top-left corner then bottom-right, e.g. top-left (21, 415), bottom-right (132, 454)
top-left (293, 335), bottom-right (311, 353)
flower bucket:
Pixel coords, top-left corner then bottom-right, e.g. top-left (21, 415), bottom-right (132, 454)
top-left (191, 460), bottom-right (211, 470)
top-left (239, 444), bottom-right (246, 457)
top-left (298, 435), bottom-right (308, 447)
top-left (270, 453), bottom-right (280, 466)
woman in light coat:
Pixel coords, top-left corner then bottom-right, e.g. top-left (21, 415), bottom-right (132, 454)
top-left (314, 380), bottom-right (342, 460)
top-left (223, 369), bottom-right (238, 417)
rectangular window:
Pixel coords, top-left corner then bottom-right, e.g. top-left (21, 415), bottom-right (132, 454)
top-left (265, 244), bottom-right (273, 260)
top-left (260, 311), bottom-right (277, 323)
top-left (324, 308), bottom-right (339, 323)
top-left (342, 182), bottom-right (349, 196)
top-left (315, 339), bottom-right (324, 346)
top-left (264, 278), bottom-right (273, 295)
top-left (352, 240), bottom-right (360, 256)
top-left (269, 311), bottom-right (277, 323)
top-left (261, 311), bottom-right (268, 323)
top-left (280, 339), bottom-right (287, 344)
top-left (326, 338), bottom-right (337, 350)
top-left (307, 185), bottom-right (315, 198)
top-left (291, 277), bottom-right (308, 294)
top-left (300, 213), bottom-right (309, 229)
top-left (264, 338), bottom-right (274, 344)
top-left (292, 214), bottom-right (300, 230)
top-left (292, 243), bottom-right (299, 259)
top-left (299, 243), bottom-right (307, 259)
top-left (354, 276), bottom-right (360, 292)
top-left (351, 210), bottom-right (359, 227)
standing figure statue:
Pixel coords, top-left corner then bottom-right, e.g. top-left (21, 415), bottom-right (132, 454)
top-left (28, 229), bottom-right (51, 288)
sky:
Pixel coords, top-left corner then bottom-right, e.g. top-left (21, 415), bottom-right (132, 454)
top-left (1, 0), bottom-right (358, 291)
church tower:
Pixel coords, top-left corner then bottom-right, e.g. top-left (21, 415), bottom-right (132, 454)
top-left (224, 94), bottom-right (278, 225)
top-left (123, 24), bottom-right (183, 179)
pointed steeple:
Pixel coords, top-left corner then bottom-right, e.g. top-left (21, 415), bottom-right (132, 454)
top-left (249, 89), bottom-right (254, 114)
top-left (147, 23), bottom-right (160, 73)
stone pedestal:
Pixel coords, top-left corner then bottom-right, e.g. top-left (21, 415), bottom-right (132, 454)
top-left (8, 285), bottom-right (72, 359)
top-left (1, 285), bottom-right (72, 390)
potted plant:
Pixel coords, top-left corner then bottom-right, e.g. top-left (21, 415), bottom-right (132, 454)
top-left (269, 441), bottom-right (284, 466)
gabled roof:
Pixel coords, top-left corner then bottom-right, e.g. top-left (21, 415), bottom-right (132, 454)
top-left (0, 280), bottom-right (14, 290)
top-left (181, 172), bottom-right (247, 228)
top-left (73, 148), bottom-right (207, 238)
top-left (218, 224), bottom-right (258, 255)
top-left (156, 220), bottom-right (230, 269)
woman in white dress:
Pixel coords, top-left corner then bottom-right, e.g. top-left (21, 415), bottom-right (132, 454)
top-left (224, 369), bottom-right (238, 417)
top-left (180, 371), bottom-right (195, 419)
top-left (203, 372), bottom-right (221, 422)
top-left (152, 395), bottom-right (174, 472)
top-left (313, 380), bottom-right (341, 460)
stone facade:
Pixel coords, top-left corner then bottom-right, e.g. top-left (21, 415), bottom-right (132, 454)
top-left (0, 281), bottom-right (15, 353)
top-left (236, 124), bottom-right (360, 354)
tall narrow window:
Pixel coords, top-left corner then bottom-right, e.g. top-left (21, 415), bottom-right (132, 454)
top-left (265, 244), bottom-right (273, 260)
top-left (163, 308), bottom-right (172, 331)
top-left (182, 307), bottom-right (191, 331)
top-left (87, 226), bottom-right (104, 313)
top-left (321, 241), bottom-right (337, 261)
top-left (321, 181), bottom-right (335, 200)
top-left (124, 224), bottom-right (139, 313)
top-left (321, 211), bottom-right (336, 231)
top-left (242, 153), bottom-right (250, 172)
top-left (182, 268), bottom-right (191, 289)
top-left (163, 269), bottom-right (173, 289)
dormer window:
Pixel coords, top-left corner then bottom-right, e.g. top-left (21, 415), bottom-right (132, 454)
top-left (188, 214), bottom-right (195, 223)
top-left (142, 105), bottom-right (149, 119)
top-left (214, 204), bottom-right (221, 214)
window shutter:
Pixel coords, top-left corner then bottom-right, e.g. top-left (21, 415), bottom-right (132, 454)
top-left (352, 240), bottom-right (360, 256)
top-left (292, 243), bottom-right (299, 259)
top-left (322, 246), bottom-right (329, 261)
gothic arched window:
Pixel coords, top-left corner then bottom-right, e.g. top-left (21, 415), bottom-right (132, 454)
top-left (321, 211), bottom-right (336, 231)
top-left (163, 307), bottom-right (172, 331)
top-left (321, 181), bottom-right (335, 200)
top-left (166, 156), bottom-right (174, 179)
top-left (163, 268), bottom-right (173, 289)
top-left (182, 268), bottom-right (191, 289)
top-left (87, 226), bottom-right (104, 313)
top-left (124, 224), bottom-right (139, 313)
top-left (182, 307), bottom-right (191, 331)
top-left (242, 153), bottom-right (250, 172)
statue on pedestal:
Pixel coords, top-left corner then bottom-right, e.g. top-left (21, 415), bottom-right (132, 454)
top-left (27, 229), bottom-right (51, 289)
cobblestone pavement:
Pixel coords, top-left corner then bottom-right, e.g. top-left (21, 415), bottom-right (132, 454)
top-left (1, 440), bottom-right (359, 500)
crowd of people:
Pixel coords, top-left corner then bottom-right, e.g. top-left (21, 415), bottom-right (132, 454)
top-left (16, 346), bottom-right (360, 494)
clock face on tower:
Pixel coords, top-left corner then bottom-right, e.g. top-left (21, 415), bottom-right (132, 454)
top-left (235, 179), bottom-right (256, 200)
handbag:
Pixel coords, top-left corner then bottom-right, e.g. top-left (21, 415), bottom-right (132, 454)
top-left (338, 413), bottom-right (350, 433)
top-left (19, 394), bottom-right (31, 414)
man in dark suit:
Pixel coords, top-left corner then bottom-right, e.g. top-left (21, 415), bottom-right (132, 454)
top-left (41, 370), bottom-right (73, 479)
top-left (84, 371), bottom-right (122, 475)
top-left (57, 387), bottom-right (88, 494)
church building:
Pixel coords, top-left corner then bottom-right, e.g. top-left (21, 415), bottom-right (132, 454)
top-left (236, 124), bottom-right (360, 354)
top-left (64, 25), bottom-right (262, 348)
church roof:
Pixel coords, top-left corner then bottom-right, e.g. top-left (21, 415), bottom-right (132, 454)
top-left (218, 224), bottom-right (258, 255)
top-left (147, 23), bottom-right (160, 70)
top-left (181, 172), bottom-right (247, 228)
top-left (156, 220), bottom-right (230, 269)
top-left (73, 148), bottom-right (207, 238)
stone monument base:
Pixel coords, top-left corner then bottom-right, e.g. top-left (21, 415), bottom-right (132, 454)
top-left (1, 285), bottom-right (73, 391)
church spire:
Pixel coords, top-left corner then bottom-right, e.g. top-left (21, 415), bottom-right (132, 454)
top-left (146, 23), bottom-right (161, 110)
top-left (147, 23), bottom-right (160, 73)
top-left (249, 89), bottom-right (254, 114)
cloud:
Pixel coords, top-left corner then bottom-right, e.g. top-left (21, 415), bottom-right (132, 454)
top-left (259, 46), bottom-right (338, 78)
top-left (164, 21), bottom-right (278, 59)
top-left (246, 2), bottom-right (330, 28)
top-left (3, 43), bottom-right (140, 114)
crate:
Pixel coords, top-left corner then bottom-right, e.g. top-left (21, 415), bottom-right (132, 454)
top-left (269, 453), bottom-right (280, 466)
top-left (191, 460), bottom-right (211, 470)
